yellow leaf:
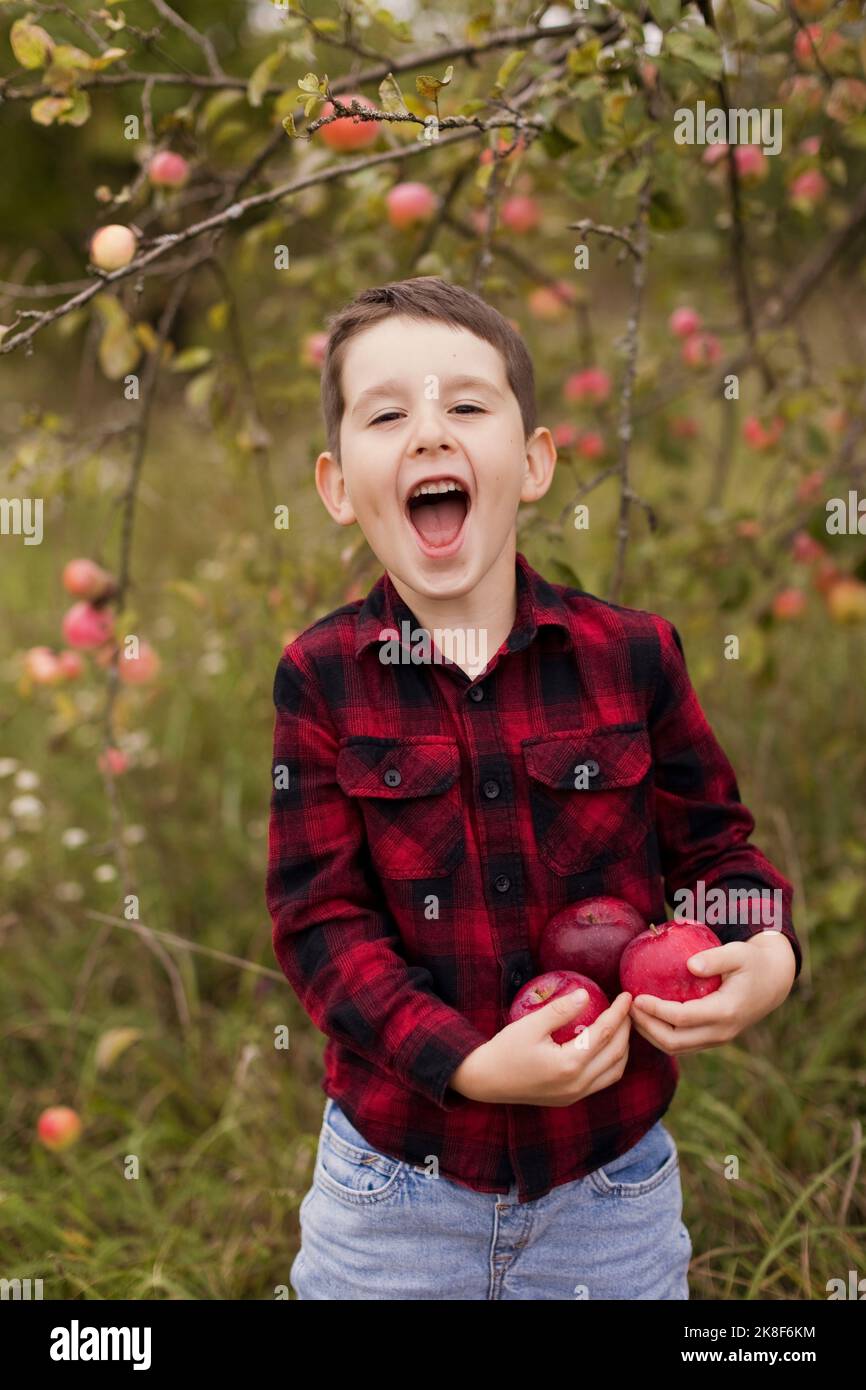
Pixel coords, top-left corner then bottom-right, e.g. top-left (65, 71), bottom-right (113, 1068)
top-left (95, 1027), bottom-right (143, 1073)
top-left (10, 18), bottom-right (54, 69)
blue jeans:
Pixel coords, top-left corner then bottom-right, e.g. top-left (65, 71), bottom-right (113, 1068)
top-left (290, 1097), bottom-right (692, 1300)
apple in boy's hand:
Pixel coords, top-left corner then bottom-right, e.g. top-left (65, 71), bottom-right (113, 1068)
top-left (619, 920), bottom-right (723, 1002)
top-left (540, 896), bottom-right (646, 998)
top-left (508, 970), bottom-right (609, 1043)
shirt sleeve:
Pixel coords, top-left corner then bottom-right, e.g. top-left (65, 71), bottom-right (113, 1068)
top-left (648, 616), bottom-right (803, 981)
top-left (264, 644), bottom-right (491, 1108)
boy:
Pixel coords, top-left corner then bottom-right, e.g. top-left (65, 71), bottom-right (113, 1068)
top-left (265, 277), bottom-right (801, 1301)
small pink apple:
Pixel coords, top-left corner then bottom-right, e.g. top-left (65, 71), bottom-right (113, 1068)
top-left (501, 195), bottom-right (540, 233)
top-left (24, 646), bottom-right (64, 685)
top-left (62, 602), bottom-right (115, 650)
top-left (788, 168), bottom-right (828, 211)
top-left (669, 306), bottom-right (702, 338)
top-left (735, 519), bottom-right (762, 539)
top-left (563, 367), bottom-right (611, 403)
top-left (576, 430), bottom-right (605, 460)
top-left (57, 650), bottom-right (85, 679)
top-left (552, 422), bottom-right (579, 447)
top-left (385, 182), bottom-right (437, 230)
top-left (117, 641), bottom-right (160, 685)
top-left (812, 555), bottom-right (843, 596)
top-left (62, 557), bottom-right (116, 601)
top-left (669, 415), bottom-right (700, 439)
top-left (148, 150), bottom-right (190, 188)
top-left (528, 282), bottom-right (576, 320)
top-left (743, 415), bottom-right (785, 450)
top-left (89, 224), bottom-right (137, 271)
top-left (681, 332), bottom-right (722, 369)
top-left (772, 587), bottom-right (807, 620)
top-left (301, 331), bottom-right (328, 368)
top-left (37, 1105), bottom-right (82, 1151)
top-left (318, 94), bottom-right (380, 150)
top-left (826, 78), bottom-right (866, 124)
top-left (98, 746), bottom-right (129, 776)
top-left (797, 468), bottom-right (826, 503)
top-left (791, 530), bottom-right (825, 564)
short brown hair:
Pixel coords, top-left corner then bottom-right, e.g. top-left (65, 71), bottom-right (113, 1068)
top-left (320, 276), bottom-right (536, 459)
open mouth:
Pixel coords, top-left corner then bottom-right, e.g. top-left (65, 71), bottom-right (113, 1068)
top-left (405, 480), bottom-right (471, 549)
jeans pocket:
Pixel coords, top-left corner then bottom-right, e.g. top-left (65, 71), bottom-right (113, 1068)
top-left (314, 1100), bottom-right (407, 1206)
top-left (588, 1121), bottom-right (679, 1197)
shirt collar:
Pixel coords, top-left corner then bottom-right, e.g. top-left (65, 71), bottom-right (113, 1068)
top-left (354, 551), bottom-right (573, 659)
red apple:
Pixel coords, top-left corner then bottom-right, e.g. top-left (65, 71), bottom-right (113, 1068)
top-left (791, 530), bottom-right (825, 564)
top-left (669, 415), bottom-right (700, 440)
top-left (563, 366), bottom-right (611, 403)
top-left (318, 94), bottom-right (380, 150)
top-left (540, 897), bottom-right (646, 999)
top-left (37, 1105), bottom-right (82, 1151)
top-left (62, 557), bottom-right (116, 601)
top-left (62, 602), bottom-right (115, 650)
top-left (501, 195), bottom-right (540, 233)
top-left (57, 649), bottom-right (85, 679)
top-left (619, 920), bottom-right (723, 1002)
top-left (669, 306), bottom-right (702, 338)
top-left (89, 224), bottom-right (137, 271)
top-left (386, 181), bottom-right (437, 230)
top-left (826, 78), bottom-right (866, 124)
top-left (508, 970), bottom-right (609, 1043)
top-left (743, 415), bottom-right (785, 450)
top-left (794, 24), bottom-right (844, 70)
top-left (552, 422), bottom-right (579, 448)
top-left (148, 150), bottom-right (190, 188)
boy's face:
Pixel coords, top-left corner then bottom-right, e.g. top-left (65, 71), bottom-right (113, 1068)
top-left (315, 315), bottom-right (555, 602)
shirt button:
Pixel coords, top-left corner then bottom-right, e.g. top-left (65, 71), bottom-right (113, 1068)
top-left (469, 686), bottom-right (484, 702)
top-left (383, 768), bottom-right (402, 787)
top-left (482, 779), bottom-right (501, 800)
top-left (585, 759), bottom-right (599, 777)
top-left (494, 875), bottom-right (511, 893)
top-left (510, 967), bottom-right (525, 988)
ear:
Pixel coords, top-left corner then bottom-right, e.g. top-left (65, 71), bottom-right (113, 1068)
top-left (520, 426), bottom-right (557, 503)
top-left (315, 450), bottom-right (357, 526)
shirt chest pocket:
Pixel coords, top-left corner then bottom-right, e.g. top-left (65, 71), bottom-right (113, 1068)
top-left (522, 724), bottom-right (653, 876)
top-left (335, 736), bottom-right (465, 881)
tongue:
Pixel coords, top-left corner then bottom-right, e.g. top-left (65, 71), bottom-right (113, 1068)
top-left (410, 495), bottom-right (466, 547)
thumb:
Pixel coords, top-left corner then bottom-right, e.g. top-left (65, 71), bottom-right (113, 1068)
top-left (532, 987), bottom-right (589, 1036)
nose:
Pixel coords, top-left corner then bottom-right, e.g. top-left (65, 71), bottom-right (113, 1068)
top-left (407, 405), bottom-right (456, 457)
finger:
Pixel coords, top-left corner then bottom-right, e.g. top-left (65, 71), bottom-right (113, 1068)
top-left (631, 1009), bottom-right (731, 1053)
top-left (631, 990), bottom-right (737, 1028)
top-left (686, 942), bottom-right (748, 977)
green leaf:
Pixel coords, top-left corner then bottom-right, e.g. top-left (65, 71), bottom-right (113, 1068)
top-left (247, 44), bottom-right (287, 108)
top-left (57, 87), bottom-right (91, 126)
top-left (540, 124), bottom-right (579, 158)
top-left (297, 71), bottom-right (321, 94)
top-left (10, 17), bottom-right (53, 68)
top-left (457, 98), bottom-right (487, 117)
top-left (466, 11), bottom-right (492, 42)
top-left (50, 43), bottom-right (94, 71)
top-left (199, 88), bottom-right (244, 133)
top-left (567, 38), bottom-right (601, 76)
top-left (492, 49), bottom-right (525, 95)
top-left (613, 163), bottom-right (647, 199)
top-left (169, 346), bottom-right (212, 373)
top-left (98, 319), bottom-right (141, 380)
top-left (665, 28), bottom-right (723, 80)
top-left (652, 0), bottom-right (681, 28)
top-left (378, 71), bottom-right (408, 115)
top-left (282, 111), bottom-right (298, 138)
top-left (373, 8), bottom-right (412, 42)
top-left (416, 65), bottom-right (453, 101)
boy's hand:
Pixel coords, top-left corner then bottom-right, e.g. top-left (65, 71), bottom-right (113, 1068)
top-left (629, 930), bottom-right (797, 1055)
top-left (450, 990), bottom-right (633, 1107)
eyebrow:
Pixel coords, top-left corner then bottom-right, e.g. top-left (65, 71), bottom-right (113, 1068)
top-left (351, 373), bottom-right (505, 416)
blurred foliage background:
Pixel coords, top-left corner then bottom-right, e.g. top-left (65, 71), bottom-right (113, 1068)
top-left (1, 0), bottom-right (865, 1299)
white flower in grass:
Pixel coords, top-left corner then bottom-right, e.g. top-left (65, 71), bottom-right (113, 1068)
top-left (62, 827), bottom-right (89, 849)
top-left (0, 758), bottom-right (20, 778)
top-left (14, 769), bottom-right (40, 790)
top-left (9, 795), bottom-right (44, 827)
top-left (56, 881), bottom-right (84, 902)
top-left (3, 847), bottom-right (31, 874)
top-left (93, 863), bottom-right (118, 883)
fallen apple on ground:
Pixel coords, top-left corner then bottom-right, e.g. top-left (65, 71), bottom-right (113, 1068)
top-left (508, 970), bottom-right (609, 1043)
top-left (619, 919), bottom-right (723, 1002)
top-left (540, 895), bottom-right (646, 998)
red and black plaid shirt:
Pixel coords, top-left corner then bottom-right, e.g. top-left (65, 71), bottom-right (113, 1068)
top-left (265, 551), bottom-right (801, 1203)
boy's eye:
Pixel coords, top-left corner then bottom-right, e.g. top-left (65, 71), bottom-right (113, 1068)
top-left (370, 410), bottom-right (403, 425)
top-left (452, 403), bottom-right (484, 414)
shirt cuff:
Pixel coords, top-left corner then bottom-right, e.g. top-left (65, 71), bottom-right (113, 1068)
top-left (707, 875), bottom-right (802, 981)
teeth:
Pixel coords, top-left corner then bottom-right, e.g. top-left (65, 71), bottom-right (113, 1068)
top-left (409, 479), bottom-right (466, 500)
